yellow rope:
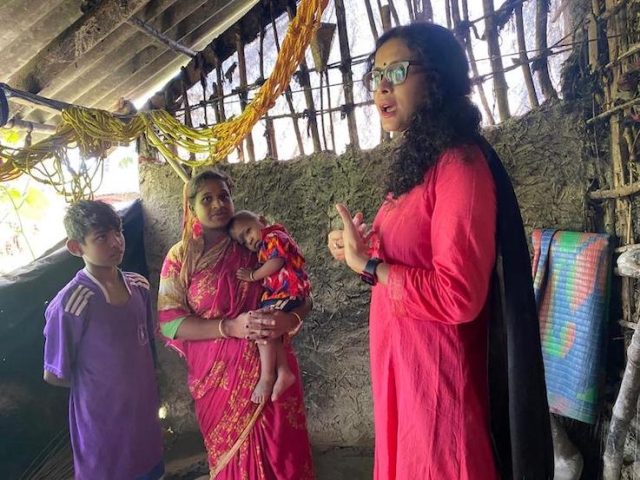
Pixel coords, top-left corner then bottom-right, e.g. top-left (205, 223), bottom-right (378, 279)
top-left (0, 0), bottom-right (327, 194)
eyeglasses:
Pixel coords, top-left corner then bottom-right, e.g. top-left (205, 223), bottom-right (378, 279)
top-left (362, 61), bottom-right (423, 92)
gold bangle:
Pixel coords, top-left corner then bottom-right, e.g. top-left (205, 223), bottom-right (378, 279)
top-left (218, 319), bottom-right (228, 339)
top-left (288, 312), bottom-right (303, 337)
top-left (250, 271), bottom-right (255, 281)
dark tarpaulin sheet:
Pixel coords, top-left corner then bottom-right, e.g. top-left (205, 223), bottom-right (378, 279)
top-left (0, 199), bottom-right (149, 479)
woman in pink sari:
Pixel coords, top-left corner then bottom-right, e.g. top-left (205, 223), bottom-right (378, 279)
top-left (158, 170), bottom-right (314, 479)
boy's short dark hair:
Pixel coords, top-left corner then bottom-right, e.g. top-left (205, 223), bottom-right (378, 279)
top-left (64, 200), bottom-right (122, 243)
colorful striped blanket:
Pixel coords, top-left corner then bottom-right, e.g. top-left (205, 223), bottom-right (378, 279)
top-left (532, 229), bottom-right (612, 424)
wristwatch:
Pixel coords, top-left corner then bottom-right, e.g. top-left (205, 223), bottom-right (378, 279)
top-left (360, 257), bottom-right (383, 286)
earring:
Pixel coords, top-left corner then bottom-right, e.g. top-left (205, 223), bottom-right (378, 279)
top-left (192, 219), bottom-right (203, 239)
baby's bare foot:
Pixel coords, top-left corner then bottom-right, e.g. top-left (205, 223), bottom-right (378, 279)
top-left (251, 376), bottom-right (275, 404)
top-left (271, 368), bottom-right (296, 402)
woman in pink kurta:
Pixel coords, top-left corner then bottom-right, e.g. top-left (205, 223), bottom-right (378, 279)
top-left (329, 24), bottom-right (502, 479)
top-left (367, 146), bottom-right (497, 479)
top-left (158, 170), bottom-right (314, 479)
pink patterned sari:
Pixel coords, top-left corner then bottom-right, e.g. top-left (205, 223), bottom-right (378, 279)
top-left (158, 237), bottom-right (314, 479)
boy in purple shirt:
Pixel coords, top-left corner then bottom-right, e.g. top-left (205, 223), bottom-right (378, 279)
top-left (43, 200), bottom-right (164, 480)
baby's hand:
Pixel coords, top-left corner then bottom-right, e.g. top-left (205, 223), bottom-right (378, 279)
top-left (237, 268), bottom-right (255, 282)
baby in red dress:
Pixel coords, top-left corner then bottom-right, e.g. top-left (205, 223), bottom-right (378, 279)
top-left (229, 210), bottom-right (311, 404)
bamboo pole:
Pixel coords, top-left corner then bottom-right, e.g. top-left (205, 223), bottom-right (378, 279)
top-left (515, 3), bottom-right (539, 108)
top-left (210, 82), bottom-right (221, 123)
top-left (588, 0), bottom-right (600, 72)
top-left (589, 181), bottom-right (640, 200)
top-left (213, 54), bottom-right (227, 122)
top-left (603, 324), bottom-right (640, 479)
top-left (405, 0), bottom-right (415, 22)
top-left (364, 0), bottom-right (379, 41)
top-left (422, 0), bottom-right (433, 22)
top-left (325, 70), bottom-right (336, 151)
top-left (603, 0), bottom-right (637, 473)
top-left (380, 4), bottom-right (391, 33)
top-left (482, 0), bottom-right (510, 121)
top-left (387, 0), bottom-right (401, 27)
top-left (445, 0), bottom-right (452, 29)
top-left (380, 5), bottom-right (391, 143)
top-left (259, 23), bottom-right (277, 159)
top-left (334, 0), bottom-right (360, 149)
top-left (605, 43), bottom-right (640, 69)
top-left (533, 0), bottom-right (558, 100)
top-left (287, 5), bottom-right (322, 153)
top-left (2, 117), bottom-right (57, 134)
top-left (449, 0), bottom-right (462, 42)
top-left (259, 99), bottom-right (374, 120)
top-left (127, 16), bottom-right (197, 58)
top-left (235, 26), bottom-right (255, 162)
top-left (461, 0), bottom-right (495, 125)
top-left (269, 1), bottom-right (305, 156)
top-left (318, 73), bottom-right (329, 151)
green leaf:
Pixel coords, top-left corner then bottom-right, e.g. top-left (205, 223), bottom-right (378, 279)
top-left (0, 129), bottom-right (21, 145)
top-left (118, 155), bottom-right (134, 168)
top-left (19, 187), bottom-right (50, 221)
top-left (0, 186), bottom-right (22, 203)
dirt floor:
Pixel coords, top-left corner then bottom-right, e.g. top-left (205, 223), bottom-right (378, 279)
top-left (163, 431), bottom-right (374, 479)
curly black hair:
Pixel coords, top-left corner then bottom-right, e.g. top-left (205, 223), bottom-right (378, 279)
top-left (367, 23), bottom-right (482, 197)
top-left (64, 200), bottom-right (121, 243)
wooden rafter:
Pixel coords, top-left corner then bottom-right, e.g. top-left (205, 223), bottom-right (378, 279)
top-left (9, 0), bottom-right (150, 94)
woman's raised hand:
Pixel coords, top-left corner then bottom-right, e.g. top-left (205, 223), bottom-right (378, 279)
top-left (333, 203), bottom-right (370, 274)
top-left (328, 208), bottom-right (370, 265)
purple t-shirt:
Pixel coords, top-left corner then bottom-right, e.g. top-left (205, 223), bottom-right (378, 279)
top-left (43, 269), bottom-right (164, 480)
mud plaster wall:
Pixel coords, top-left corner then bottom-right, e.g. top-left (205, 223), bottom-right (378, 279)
top-left (141, 99), bottom-right (595, 448)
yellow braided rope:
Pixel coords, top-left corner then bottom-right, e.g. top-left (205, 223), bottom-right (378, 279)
top-left (0, 0), bottom-right (327, 189)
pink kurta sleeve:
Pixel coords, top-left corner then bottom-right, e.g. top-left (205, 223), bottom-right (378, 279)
top-left (386, 148), bottom-right (497, 324)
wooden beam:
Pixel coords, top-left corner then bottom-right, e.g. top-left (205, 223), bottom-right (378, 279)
top-left (589, 181), bottom-right (640, 200)
top-left (127, 16), bottom-right (197, 58)
top-left (286, 4), bottom-right (321, 153)
top-left (1, 83), bottom-right (73, 114)
top-left (234, 26), bottom-right (256, 162)
top-left (364, 0), bottom-right (379, 42)
top-left (461, 0), bottom-right (495, 125)
top-left (269, 1), bottom-right (305, 156)
top-left (334, 0), bottom-right (360, 149)
top-left (515, 3), bottom-right (539, 108)
top-left (36, 0), bottom-right (260, 123)
top-left (23, 0), bottom-right (203, 123)
top-left (93, 0), bottom-right (263, 112)
top-left (533, 0), bottom-right (558, 101)
top-left (30, 0), bottom-right (188, 102)
top-left (379, 5), bottom-right (391, 143)
top-left (482, 0), bottom-right (510, 121)
top-left (387, 0), bottom-right (401, 27)
top-left (9, 0), bottom-right (151, 94)
top-left (0, 0), bottom-right (76, 79)
top-left (422, 0), bottom-right (433, 22)
top-left (0, 0), bottom-right (68, 46)
top-left (2, 117), bottom-right (58, 135)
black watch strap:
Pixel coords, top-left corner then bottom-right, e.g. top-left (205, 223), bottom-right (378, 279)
top-left (360, 257), bottom-right (382, 286)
